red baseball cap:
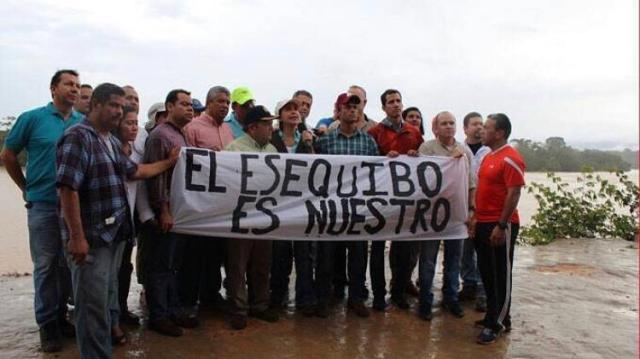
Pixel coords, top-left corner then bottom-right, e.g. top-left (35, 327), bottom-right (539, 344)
top-left (335, 93), bottom-right (361, 108)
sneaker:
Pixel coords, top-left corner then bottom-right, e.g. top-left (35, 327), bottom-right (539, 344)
top-left (475, 296), bottom-right (487, 312)
top-left (475, 319), bottom-right (511, 332)
top-left (39, 322), bottom-right (62, 353)
top-left (58, 318), bottom-right (76, 338)
top-left (250, 308), bottom-right (279, 323)
top-left (171, 313), bottom-right (199, 328)
top-left (477, 327), bottom-right (502, 345)
top-left (391, 296), bottom-right (410, 310)
top-left (458, 286), bottom-right (477, 302)
top-left (120, 310), bottom-right (140, 326)
top-left (442, 300), bottom-right (464, 318)
top-left (347, 300), bottom-right (370, 318)
top-left (226, 314), bottom-right (247, 330)
top-left (406, 282), bottom-right (420, 297)
top-left (149, 318), bottom-right (183, 337)
top-left (315, 303), bottom-right (330, 318)
top-left (372, 296), bottom-right (387, 312)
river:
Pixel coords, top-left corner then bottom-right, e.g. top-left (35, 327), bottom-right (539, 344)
top-left (0, 168), bottom-right (637, 274)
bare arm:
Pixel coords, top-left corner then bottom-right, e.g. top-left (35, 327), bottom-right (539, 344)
top-left (59, 186), bottom-right (89, 264)
top-left (0, 148), bottom-right (26, 196)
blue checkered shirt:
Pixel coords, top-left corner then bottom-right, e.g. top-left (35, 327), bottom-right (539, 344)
top-left (314, 126), bottom-right (380, 156)
top-left (56, 119), bottom-right (138, 245)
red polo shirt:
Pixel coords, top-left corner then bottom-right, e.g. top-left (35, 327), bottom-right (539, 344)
top-left (475, 144), bottom-right (526, 223)
top-left (367, 120), bottom-right (424, 155)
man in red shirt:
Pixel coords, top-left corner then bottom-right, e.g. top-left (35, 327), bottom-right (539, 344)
top-left (472, 113), bottom-right (525, 345)
top-left (367, 89), bottom-right (423, 311)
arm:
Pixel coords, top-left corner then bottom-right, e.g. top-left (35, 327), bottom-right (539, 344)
top-left (59, 186), bottom-right (89, 264)
top-left (131, 147), bottom-right (180, 180)
top-left (0, 148), bottom-right (26, 196)
top-left (489, 186), bottom-right (522, 246)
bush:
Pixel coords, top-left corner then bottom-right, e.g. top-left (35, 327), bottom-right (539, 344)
top-left (520, 171), bottom-right (639, 245)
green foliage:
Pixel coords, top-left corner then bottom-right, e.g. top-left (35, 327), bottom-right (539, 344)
top-left (521, 171), bottom-right (639, 245)
top-left (511, 137), bottom-right (634, 172)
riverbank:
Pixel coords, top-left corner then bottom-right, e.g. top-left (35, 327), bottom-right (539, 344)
top-left (0, 238), bottom-right (637, 358)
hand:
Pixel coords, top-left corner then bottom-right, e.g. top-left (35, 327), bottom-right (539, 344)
top-left (387, 150), bottom-right (399, 158)
top-left (302, 130), bottom-right (314, 143)
top-left (489, 225), bottom-right (506, 247)
top-left (167, 147), bottom-right (181, 165)
top-left (466, 214), bottom-right (477, 238)
top-left (316, 127), bottom-right (327, 136)
top-left (67, 235), bottom-right (90, 265)
top-left (407, 149), bottom-right (419, 157)
top-left (159, 212), bottom-right (174, 233)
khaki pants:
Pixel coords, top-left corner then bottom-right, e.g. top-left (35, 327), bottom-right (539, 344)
top-left (226, 238), bottom-right (272, 315)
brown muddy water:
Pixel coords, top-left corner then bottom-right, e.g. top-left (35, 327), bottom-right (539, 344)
top-left (0, 238), bottom-right (637, 358)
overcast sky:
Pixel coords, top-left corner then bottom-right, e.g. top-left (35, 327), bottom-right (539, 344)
top-left (1, 0), bottom-right (637, 149)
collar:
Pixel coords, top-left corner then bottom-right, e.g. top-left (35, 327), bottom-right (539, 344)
top-left (336, 126), bottom-right (362, 139)
top-left (489, 143), bottom-right (511, 155)
top-left (244, 134), bottom-right (271, 150)
top-left (381, 117), bottom-right (403, 132)
top-left (199, 112), bottom-right (223, 127)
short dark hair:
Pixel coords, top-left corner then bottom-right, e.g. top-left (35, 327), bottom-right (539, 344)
top-left (487, 113), bottom-right (512, 139)
top-left (81, 84), bottom-right (93, 90)
top-left (292, 90), bottom-right (313, 99)
top-left (122, 106), bottom-right (137, 119)
top-left (463, 112), bottom-right (482, 128)
top-left (165, 89), bottom-right (191, 106)
top-left (402, 106), bottom-right (424, 135)
top-left (50, 69), bottom-right (79, 87)
top-left (90, 83), bottom-right (125, 111)
top-left (380, 89), bottom-right (401, 106)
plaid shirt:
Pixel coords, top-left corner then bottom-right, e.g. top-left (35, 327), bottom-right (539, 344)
top-left (56, 119), bottom-right (138, 245)
top-left (314, 126), bottom-right (380, 156)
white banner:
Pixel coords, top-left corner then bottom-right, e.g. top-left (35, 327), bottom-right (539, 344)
top-left (170, 149), bottom-right (469, 241)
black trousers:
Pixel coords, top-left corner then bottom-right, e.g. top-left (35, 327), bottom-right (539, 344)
top-left (178, 236), bottom-right (226, 307)
top-left (475, 222), bottom-right (519, 331)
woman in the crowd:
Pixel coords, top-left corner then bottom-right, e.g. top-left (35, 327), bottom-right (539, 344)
top-left (111, 106), bottom-right (142, 345)
top-left (268, 98), bottom-right (317, 316)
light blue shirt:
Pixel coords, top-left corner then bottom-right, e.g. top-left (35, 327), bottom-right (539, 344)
top-left (224, 112), bottom-right (246, 139)
top-left (4, 102), bottom-right (83, 203)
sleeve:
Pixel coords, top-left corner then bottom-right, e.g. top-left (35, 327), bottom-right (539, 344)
top-left (503, 155), bottom-right (526, 187)
top-left (135, 181), bottom-right (155, 223)
top-left (183, 124), bottom-right (197, 147)
top-left (132, 127), bottom-right (147, 159)
top-left (122, 155), bottom-right (138, 180)
top-left (418, 142), bottom-right (430, 156)
top-left (3, 112), bottom-right (31, 153)
top-left (56, 132), bottom-right (88, 191)
top-left (143, 136), bottom-right (169, 209)
top-left (464, 147), bottom-right (476, 189)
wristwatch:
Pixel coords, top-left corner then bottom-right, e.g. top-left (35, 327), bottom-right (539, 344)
top-left (497, 221), bottom-right (508, 230)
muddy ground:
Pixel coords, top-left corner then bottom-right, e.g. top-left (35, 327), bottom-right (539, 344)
top-left (0, 238), bottom-right (637, 358)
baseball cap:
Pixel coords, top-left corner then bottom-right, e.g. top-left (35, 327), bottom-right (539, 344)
top-left (243, 105), bottom-right (276, 129)
top-left (274, 98), bottom-right (299, 118)
top-left (230, 87), bottom-right (254, 105)
top-left (192, 98), bottom-right (205, 112)
top-left (147, 102), bottom-right (166, 122)
top-left (335, 93), bottom-right (361, 108)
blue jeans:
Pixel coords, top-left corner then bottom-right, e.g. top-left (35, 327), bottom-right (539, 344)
top-left (67, 239), bottom-right (126, 359)
top-left (146, 231), bottom-right (186, 321)
top-left (419, 239), bottom-right (463, 308)
top-left (27, 201), bottom-right (71, 327)
top-left (461, 237), bottom-right (485, 297)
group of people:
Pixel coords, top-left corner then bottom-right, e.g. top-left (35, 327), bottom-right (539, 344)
top-left (1, 69), bottom-right (525, 358)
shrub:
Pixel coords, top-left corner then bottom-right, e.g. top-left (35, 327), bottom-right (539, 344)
top-left (520, 171), bottom-right (639, 245)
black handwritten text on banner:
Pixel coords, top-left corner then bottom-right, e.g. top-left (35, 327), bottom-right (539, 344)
top-left (170, 149), bottom-right (470, 241)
